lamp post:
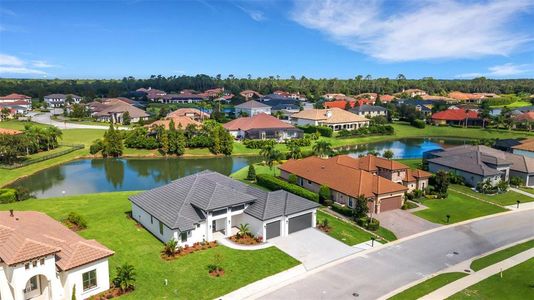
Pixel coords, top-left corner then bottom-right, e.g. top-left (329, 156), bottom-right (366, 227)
top-left (371, 236), bottom-right (375, 247)
top-left (516, 200), bottom-right (520, 209)
top-left (446, 214), bottom-right (451, 224)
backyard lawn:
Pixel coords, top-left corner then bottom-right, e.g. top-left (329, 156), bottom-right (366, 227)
top-left (0, 192), bottom-right (299, 299)
top-left (316, 210), bottom-right (371, 246)
top-left (388, 272), bottom-right (468, 300)
top-left (470, 239), bottom-right (534, 271)
top-left (413, 190), bottom-right (506, 224)
top-left (230, 163), bottom-right (280, 180)
top-left (450, 184), bottom-right (534, 206)
top-left (490, 101), bottom-right (532, 108)
top-left (449, 258), bottom-right (534, 300)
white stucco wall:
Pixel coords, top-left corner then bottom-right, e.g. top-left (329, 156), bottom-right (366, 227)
top-left (62, 258), bottom-right (110, 300)
top-left (132, 203), bottom-right (175, 243)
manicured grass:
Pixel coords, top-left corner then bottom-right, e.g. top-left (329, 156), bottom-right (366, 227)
top-left (376, 225), bottom-right (397, 241)
top-left (388, 272), bottom-right (468, 300)
top-left (316, 211), bottom-right (371, 246)
top-left (230, 163), bottom-right (280, 180)
top-left (490, 101), bottom-right (532, 108)
top-left (470, 239), bottom-right (534, 271)
top-left (449, 258), bottom-right (534, 300)
top-left (450, 184), bottom-right (534, 206)
top-left (0, 193), bottom-right (299, 299)
top-left (518, 186), bottom-right (534, 195)
top-left (413, 190), bottom-right (506, 224)
top-left (396, 158), bottom-right (423, 169)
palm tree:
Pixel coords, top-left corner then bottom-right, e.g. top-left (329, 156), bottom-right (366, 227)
top-left (237, 223), bottom-right (251, 238)
top-left (113, 263), bottom-right (136, 293)
top-left (288, 144), bottom-right (302, 159)
top-left (163, 239), bottom-right (177, 257)
top-left (313, 140), bottom-right (332, 158)
top-left (260, 142), bottom-right (282, 171)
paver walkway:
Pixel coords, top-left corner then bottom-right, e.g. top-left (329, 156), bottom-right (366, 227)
top-left (510, 187), bottom-right (534, 198)
top-left (420, 248), bottom-right (534, 299)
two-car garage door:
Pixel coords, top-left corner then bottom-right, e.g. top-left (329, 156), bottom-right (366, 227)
top-left (379, 196), bottom-right (403, 212)
top-left (265, 213), bottom-right (314, 239)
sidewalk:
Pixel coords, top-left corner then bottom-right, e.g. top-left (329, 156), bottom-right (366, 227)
top-left (420, 248), bottom-right (534, 300)
top-left (510, 187), bottom-right (534, 198)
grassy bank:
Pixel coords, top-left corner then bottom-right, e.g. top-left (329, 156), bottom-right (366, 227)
top-left (470, 239), bottom-right (534, 271)
top-left (0, 192), bottom-right (299, 299)
top-left (316, 211), bottom-right (371, 246)
top-left (388, 272), bottom-right (468, 300)
top-left (450, 184), bottom-right (534, 206)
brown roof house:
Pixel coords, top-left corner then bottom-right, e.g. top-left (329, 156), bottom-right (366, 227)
top-left (92, 98), bottom-right (149, 124)
top-left (167, 108), bottom-right (210, 121)
top-left (0, 211), bottom-right (114, 300)
top-left (279, 155), bottom-right (428, 214)
top-left (223, 113), bottom-right (303, 140)
top-left (147, 116), bottom-right (201, 130)
top-left (290, 108), bottom-right (369, 132)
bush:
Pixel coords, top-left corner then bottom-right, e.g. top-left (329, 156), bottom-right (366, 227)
top-left (356, 216), bottom-right (368, 227)
top-left (285, 138), bottom-right (311, 147)
top-left (366, 218), bottom-right (380, 231)
top-left (323, 200), bottom-right (333, 207)
top-left (509, 176), bottom-right (523, 187)
top-left (246, 165), bottom-right (256, 181)
top-left (319, 185), bottom-right (331, 203)
top-left (331, 203), bottom-right (353, 217)
top-left (288, 174), bottom-right (297, 184)
top-left (89, 139), bottom-right (104, 154)
top-left (337, 124), bottom-right (394, 138)
top-left (0, 188), bottom-right (17, 204)
top-left (243, 139), bottom-right (275, 149)
top-left (256, 174), bottom-right (319, 202)
top-left (65, 212), bottom-right (88, 230)
top-left (411, 119), bottom-right (426, 128)
top-left (297, 125), bottom-right (333, 137)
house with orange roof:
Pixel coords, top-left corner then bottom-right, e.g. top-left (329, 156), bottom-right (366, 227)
top-left (0, 210), bottom-right (114, 300)
top-left (239, 90), bottom-right (263, 101)
top-left (167, 108), bottom-right (210, 121)
top-left (290, 108), bottom-right (369, 131)
top-left (0, 128), bottom-right (23, 135)
top-left (223, 113), bottom-right (303, 140)
top-left (279, 155), bottom-right (412, 213)
top-left (431, 108), bottom-right (480, 126)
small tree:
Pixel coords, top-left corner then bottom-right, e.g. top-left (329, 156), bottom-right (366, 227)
top-left (113, 264), bottom-right (136, 293)
top-left (288, 144), bottom-right (302, 159)
top-left (288, 174), bottom-right (298, 184)
top-left (509, 176), bottom-right (523, 187)
top-left (122, 111), bottom-right (131, 125)
top-left (237, 223), bottom-right (251, 238)
top-left (319, 185), bottom-right (331, 203)
top-left (383, 149), bottom-right (394, 159)
top-left (353, 195), bottom-right (369, 218)
top-left (433, 170), bottom-right (449, 196)
top-left (163, 239), bottom-right (177, 257)
top-left (71, 285), bottom-right (76, 300)
top-left (246, 164), bottom-right (256, 181)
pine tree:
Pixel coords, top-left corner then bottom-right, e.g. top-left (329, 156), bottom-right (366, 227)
top-left (246, 164), bottom-right (256, 181)
top-left (160, 130), bottom-right (169, 155)
top-left (122, 111), bottom-right (131, 125)
top-left (175, 128), bottom-right (186, 156)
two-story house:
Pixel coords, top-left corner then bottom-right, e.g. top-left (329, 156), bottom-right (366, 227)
top-left (0, 211), bottom-right (113, 300)
top-left (44, 94), bottom-right (82, 108)
top-left (129, 171), bottom-right (319, 243)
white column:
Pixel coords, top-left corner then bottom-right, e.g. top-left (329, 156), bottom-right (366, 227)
top-left (206, 214), bottom-right (213, 241)
top-left (225, 213), bottom-right (232, 237)
top-left (312, 211), bottom-right (317, 228)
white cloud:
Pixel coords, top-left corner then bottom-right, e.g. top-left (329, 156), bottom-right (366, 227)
top-left (0, 54), bottom-right (56, 76)
top-left (456, 63), bottom-right (532, 78)
top-left (291, 0), bottom-right (533, 61)
top-left (237, 5), bottom-right (266, 22)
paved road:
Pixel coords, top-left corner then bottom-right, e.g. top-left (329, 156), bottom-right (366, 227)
top-left (258, 210), bottom-right (534, 300)
top-left (375, 209), bottom-right (440, 238)
top-left (29, 111), bottom-right (126, 130)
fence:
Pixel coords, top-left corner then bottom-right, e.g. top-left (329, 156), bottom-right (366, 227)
top-left (0, 144), bottom-right (85, 169)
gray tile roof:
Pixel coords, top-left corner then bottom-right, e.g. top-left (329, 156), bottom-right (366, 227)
top-left (129, 170), bottom-right (318, 232)
top-left (235, 100), bottom-right (271, 109)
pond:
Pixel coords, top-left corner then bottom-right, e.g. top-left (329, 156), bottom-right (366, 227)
top-left (338, 137), bottom-right (470, 159)
top-left (10, 137), bottom-right (470, 198)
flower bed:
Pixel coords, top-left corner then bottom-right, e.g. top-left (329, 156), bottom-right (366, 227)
top-left (161, 241), bottom-right (218, 260)
top-left (229, 234), bottom-right (262, 245)
top-left (90, 287), bottom-right (133, 299)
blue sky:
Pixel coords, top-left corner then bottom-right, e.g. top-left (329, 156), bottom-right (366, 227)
top-left (0, 0), bottom-right (533, 79)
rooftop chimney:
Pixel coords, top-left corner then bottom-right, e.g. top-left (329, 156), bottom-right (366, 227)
top-left (9, 209), bottom-right (14, 217)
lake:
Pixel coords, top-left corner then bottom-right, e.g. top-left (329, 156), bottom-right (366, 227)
top-left (11, 137), bottom-right (469, 198)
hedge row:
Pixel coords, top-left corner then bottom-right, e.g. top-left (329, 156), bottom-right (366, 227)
top-left (0, 144), bottom-right (85, 169)
top-left (296, 125), bottom-right (333, 137)
top-left (243, 139), bottom-right (275, 149)
top-left (0, 188), bottom-right (17, 204)
top-left (331, 203), bottom-right (353, 217)
top-left (256, 174), bottom-right (319, 202)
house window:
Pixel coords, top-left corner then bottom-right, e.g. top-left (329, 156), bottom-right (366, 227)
top-left (348, 198), bottom-right (353, 208)
top-left (181, 231), bottom-right (188, 242)
top-left (231, 204), bottom-right (245, 212)
top-left (212, 208), bottom-right (227, 216)
top-left (150, 215), bottom-right (153, 224)
top-left (25, 263), bottom-right (30, 270)
top-left (40, 258), bottom-right (45, 265)
top-left (307, 180), bottom-right (312, 184)
top-left (159, 221), bottom-right (164, 235)
top-left (32, 260), bottom-right (37, 267)
top-left (25, 275), bottom-right (39, 293)
top-left (82, 269), bottom-right (97, 291)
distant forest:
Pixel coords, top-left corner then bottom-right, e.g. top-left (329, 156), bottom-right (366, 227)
top-left (1, 75), bottom-right (533, 100)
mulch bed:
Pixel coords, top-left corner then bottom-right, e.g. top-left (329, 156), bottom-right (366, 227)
top-left (209, 269), bottom-right (225, 277)
top-left (317, 225), bottom-right (331, 233)
top-left (90, 287), bottom-right (133, 299)
top-left (229, 234), bottom-right (262, 245)
top-left (161, 241), bottom-right (218, 260)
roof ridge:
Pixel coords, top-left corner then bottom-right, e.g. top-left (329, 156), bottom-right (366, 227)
top-left (175, 173), bottom-right (206, 228)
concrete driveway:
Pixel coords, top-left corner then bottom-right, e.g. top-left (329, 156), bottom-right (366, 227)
top-left (29, 111), bottom-right (128, 130)
top-left (374, 209), bottom-right (441, 238)
top-left (269, 228), bottom-right (359, 270)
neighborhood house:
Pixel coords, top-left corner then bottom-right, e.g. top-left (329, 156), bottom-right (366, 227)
top-left (129, 171), bottom-right (319, 243)
top-left (290, 108), bottom-right (369, 132)
top-left (0, 211), bottom-right (114, 300)
top-left (223, 113), bottom-right (303, 140)
top-left (234, 100), bottom-right (272, 117)
top-left (44, 94), bottom-right (82, 108)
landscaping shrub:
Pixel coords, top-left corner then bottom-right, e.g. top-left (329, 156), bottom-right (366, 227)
top-left (65, 212), bottom-right (88, 230)
top-left (356, 216), bottom-right (368, 227)
top-left (256, 174), bottom-right (319, 202)
top-left (297, 125), bottom-right (333, 137)
top-left (366, 218), bottom-right (380, 231)
top-left (246, 165), bottom-right (256, 181)
top-left (243, 139), bottom-right (276, 149)
top-left (319, 185), bottom-right (331, 203)
top-left (0, 188), bottom-right (17, 204)
top-left (288, 174), bottom-right (297, 184)
top-left (509, 176), bottom-right (523, 187)
top-left (411, 119), bottom-right (426, 129)
top-left (285, 137), bottom-right (311, 147)
top-left (331, 203), bottom-right (353, 217)
top-left (337, 124), bottom-right (394, 138)
top-left (323, 200), bottom-right (333, 207)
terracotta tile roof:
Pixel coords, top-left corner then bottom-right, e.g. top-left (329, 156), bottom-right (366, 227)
top-left (167, 108), bottom-right (210, 119)
top-left (0, 211), bottom-right (113, 270)
top-left (223, 113), bottom-right (297, 131)
top-left (324, 100), bottom-right (354, 109)
top-left (240, 90), bottom-right (263, 98)
top-left (512, 139), bottom-right (534, 151)
top-left (447, 91), bottom-right (484, 101)
top-left (0, 93), bottom-right (31, 100)
top-left (0, 128), bottom-right (23, 135)
top-left (291, 108), bottom-right (368, 124)
top-left (95, 101), bottom-right (149, 118)
top-left (279, 156), bottom-right (407, 198)
top-left (514, 112), bottom-right (534, 122)
top-left (404, 169), bottom-right (432, 182)
top-left (379, 94), bottom-right (395, 102)
top-left (431, 109), bottom-right (478, 121)
top-left (335, 154), bottom-right (409, 171)
top-left (148, 116), bottom-right (201, 129)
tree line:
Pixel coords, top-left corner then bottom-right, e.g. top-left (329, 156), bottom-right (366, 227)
top-left (1, 75), bottom-right (533, 101)
top-left (0, 125), bottom-right (62, 164)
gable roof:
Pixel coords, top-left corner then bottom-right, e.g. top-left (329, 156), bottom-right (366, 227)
top-left (167, 108), bottom-right (210, 119)
top-left (129, 171), bottom-right (318, 230)
top-left (95, 101), bottom-right (149, 118)
top-left (514, 112), bottom-right (534, 122)
top-left (0, 211), bottom-right (113, 270)
top-left (235, 100), bottom-right (271, 109)
top-left (512, 139), bottom-right (534, 151)
top-left (291, 108), bottom-right (368, 124)
top-left (279, 156), bottom-right (407, 198)
top-left (335, 154), bottom-right (409, 171)
top-left (0, 93), bottom-right (31, 100)
top-left (223, 113), bottom-right (298, 131)
top-left (431, 109), bottom-right (478, 121)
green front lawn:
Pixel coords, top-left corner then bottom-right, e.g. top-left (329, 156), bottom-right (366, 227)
top-left (395, 158), bottom-right (423, 169)
top-left (0, 192), bottom-right (299, 299)
top-left (316, 210), bottom-right (371, 246)
top-left (450, 184), bottom-right (534, 206)
top-left (470, 239), bottom-right (534, 271)
top-left (413, 190), bottom-right (507, 224)
top-left (449, 258), bottom-right (534, 299)
top-left (376, 226), bottom-right (398, 241)
top-left (230, 163), bottom-right (280, 180)
top-left (388, 272), bottom-right (468, 300)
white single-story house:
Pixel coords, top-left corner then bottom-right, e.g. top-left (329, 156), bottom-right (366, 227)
top-left (129, 170), bottom-right (319, 244)
top-left (234, 100), bottom-right (271, 117)
top-left (0, 211), bottom-right (114, 300)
